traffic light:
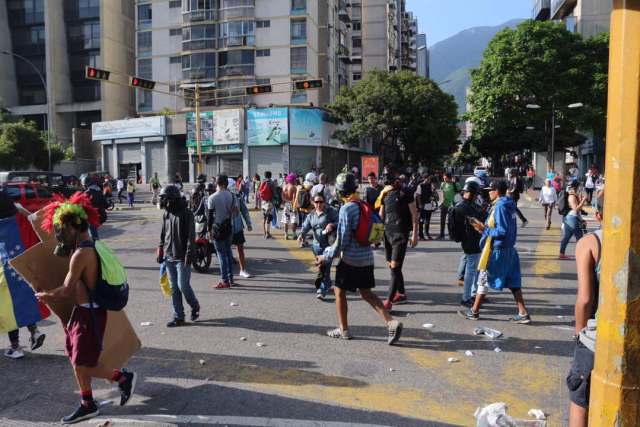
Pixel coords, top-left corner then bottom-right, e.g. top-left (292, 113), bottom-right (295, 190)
top-left (129, 76), bottom-right (156, 90)
top-left (294, 79), bottom-right (323, 90)
top-left (85, 66), bottom-right (110, 80)
top-left (246, 84), bottom-right (272, 95)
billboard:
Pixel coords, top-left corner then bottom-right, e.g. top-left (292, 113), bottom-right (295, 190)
top-left (186, 112), bottom-right (214, 147)
top-left (361, 155), bottom-right (380, 178)
top-left (92, 116), bottom-right (166, 141)
top-left (290, 108), bottom-right (323, 146)
top-left (213, 109), bottom-right (242, 145)
top-left (247, 108), bottom-right (289, 145)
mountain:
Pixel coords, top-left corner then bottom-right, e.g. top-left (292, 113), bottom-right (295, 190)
top-left (429, 19), bottom-right (525, 115)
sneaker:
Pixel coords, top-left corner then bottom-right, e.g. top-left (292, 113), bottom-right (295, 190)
top-left (61, 402), bottom-right (99, 424)
top-left (458, 308), bottom-right (479, 320)
top-left (215, 282), bottom-right (231, 289)
top-left (392, 293), bottom-right (408, 304)
top-left (190, 308), bottom-right (200, 322)
top-left (558, 254), bottom-right (571, 260)
top-left (327, 328), bottom-right (352, 340)
top-left (166, 318), bottom-right (186, 328)
top-left (29, 331), bottom-right (46, 351)
top-left (510, 313), bottom-right (532, 324)
top-left (3, 347), bottom-right (24, 359)
top-left (239, 270), bottom-right (252, 278)
top-left (117, 369), bottom-right (137, 406)
top-left (460, 298), bottom-right (474, 308)
top-left (387, 320), bottom-right (403, 345)
top-left (284, 234), bottom-right (290, 240)
top-left (383, 299), bottom-right (393, 311)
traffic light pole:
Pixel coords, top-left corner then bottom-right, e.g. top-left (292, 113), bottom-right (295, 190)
top-left (194, 83), bottom-right (203, 175)
top-left (588, 1), bottom-right (640, 425)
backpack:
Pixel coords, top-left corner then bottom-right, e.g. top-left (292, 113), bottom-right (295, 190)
top-left (355, 200), bottom-right (384, 246)
top-left (447, 205), bottom-right (463, 242)
top-left (557, 190), bottom-right (571, 216)
top-left (259, 180), bottom-right (273, 201)
top-left (90, 240), bottom-right (129, 311)
top-left (86, 188), bottom-right (108, 224)
top-left (295, 186), bottom-right (311, 211)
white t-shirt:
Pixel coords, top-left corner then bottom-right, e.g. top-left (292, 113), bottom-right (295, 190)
top-left (539, 186), bottom-right (558, 204)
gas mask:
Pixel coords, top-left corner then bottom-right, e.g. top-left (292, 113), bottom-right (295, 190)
top-left (53, 224), bottom-right (77, 257)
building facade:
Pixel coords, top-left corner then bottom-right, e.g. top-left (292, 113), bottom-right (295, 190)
top-left (416, 33), bottom-right (428, 78)
top-left (0, 0), bottom-right (136, 146)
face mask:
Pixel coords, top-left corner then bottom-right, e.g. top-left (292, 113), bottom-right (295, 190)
top-left (53, 225), bottom-right (76, 257)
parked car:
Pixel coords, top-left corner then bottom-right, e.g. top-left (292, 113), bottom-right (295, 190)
top-left (0, 171), bottom-right (77, 197)
top-left (3, 182), bottom-right (55, 213)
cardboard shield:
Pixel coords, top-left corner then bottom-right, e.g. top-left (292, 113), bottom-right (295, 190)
top-left (9, 210), bottom-right (141, 368)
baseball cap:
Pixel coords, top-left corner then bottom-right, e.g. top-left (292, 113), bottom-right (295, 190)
top-left (485, 180), bottom-right (508, 193)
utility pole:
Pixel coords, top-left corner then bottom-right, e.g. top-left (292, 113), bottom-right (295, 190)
top-left (550, 104), bottom-right (556, 170)
top-left (194, 83), bottom-right (202, 175)
top-left (588, 0), bottom-right (640, 425)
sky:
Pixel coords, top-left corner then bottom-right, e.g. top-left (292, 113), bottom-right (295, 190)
top-left (406, 0), bottom-right (531, 46)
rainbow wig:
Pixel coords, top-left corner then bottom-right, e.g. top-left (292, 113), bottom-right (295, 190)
top-left (41, 191), bottom-right (100, 233)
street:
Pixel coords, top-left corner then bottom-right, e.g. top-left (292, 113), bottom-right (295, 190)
top-left (1, 194), bottom-right (585, 426)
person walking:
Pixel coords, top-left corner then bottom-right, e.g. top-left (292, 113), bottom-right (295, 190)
top-left (316, 173), bottom-right (403, 344)
top-left (439, 173), bottom-right (459, 239)
top-left (126, 180), bottom-right (135, 208)
top-left (526, 166), bottom-right (535, 191)
top-left (559, 181), bottom-right (586, 260)
top-left (157, 185), bottom-right (200, 327)
top-left (364, 172), bottom-right (383, 207)
top-left (228, 178), bottom-right (253, 279)
top-left (253, 173), bottom-right (261, 210)
top-left (208, 175), bottom-right (236, 288)
top-left (452, 181), bottom-right (484, 307)
top-left (81, 175), bottom-right (108, 240)
top-left (458, 180), bottom-right (531, 324)
top-left (149, 172), bottom-right (161, 206)
top-left (539, 179), bottom-right (558, 230)
top-left (116, 178), bottom-right (125, 204)
top-left (508, 171), bottom-right (528, 227)
top-left (258, 172), bottom-right (275, 239)
top-left (379, 174), bottom-right (419, 311)
top-left (584, 165), bottom-right (599, 204)
top-left (415, 174), bottom-right (438, 240)
top-left (281, 173), bottom-right (298, 240)
top-left (298, 192), bottom-right (338, 299)
top-left (311, 173), bottom-right (333, 205)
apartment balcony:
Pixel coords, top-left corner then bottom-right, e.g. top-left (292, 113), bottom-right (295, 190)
top-left (338, 1), bottom-right (351, 23)
top-left (551, 0), bottom-right (577, 19)
top-left (182, 10), bottom-right (217, 23)
top-left (532, 0), bottom-right (551, 20)
top-left (218, 64), bottom-right (254, 77)
top-left (338, 45), bottom-right (350, 63)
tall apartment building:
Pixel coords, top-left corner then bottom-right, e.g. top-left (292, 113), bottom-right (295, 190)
top-left (0, 0), bottom-right (136, 146)
top-left (135, 0), bottom-right (353, 114)
top-left (416, 33), bottom-right (428, 78)
top-left (532, 0), bottom-right (612, 37)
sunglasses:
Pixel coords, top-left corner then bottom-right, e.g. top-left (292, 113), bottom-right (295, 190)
top-left (314, 200), bottom-right (325, 204)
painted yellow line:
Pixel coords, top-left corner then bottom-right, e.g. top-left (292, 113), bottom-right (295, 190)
top-left (531, 226), bottom-right (562, 286)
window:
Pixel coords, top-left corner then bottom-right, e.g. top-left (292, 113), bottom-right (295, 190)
top-left (291, 88), bottom-right (307, 103)
top-left (169, 28), bottom-right (182, 36)
top-left (68, 21), bottom-right (100, 51)
top-left (352, 73), bottom-right (361, 81)
top-left (291, 0), bottom-right (306, 14)
top-left (5, 186), bottom-right (21, 201)
top-left (352, 21), bottom-right (361, 31)
top-left (182, 52), bottom-right (215, 78)
top-left (137, 4), bottom-right (152, 29)
top-left (220, 20), bottom-right (255, 47)
top-left (137, 31), bottom-right (152, 57)
top-left (256, 78), bottom-right (270, 85)
top-left (36, 186), bottom-right (51, 198)
top-left (290, 47), bottom-right (306, 74)
top-left (352, 37), bottom-right (362, 48)
top-left (182, 24), bottom-right (215, 50)
top-left (256, 20), bottom-right (270, 28)
top-left (219, 0), bottom-right (254, 20)
top-left (138, 90), bottom-right (152, 112)
top-left (169, 56), bottom-right (182, 64)
top-left (256, 49), bottom-right (270, 57)
top-left (218, 49), bottom-right (254, 76)
top-left (169, 0), bottom-right (182, 8)
top-left (182, 0), bottom-right (215, 21)
top-left (291, 19), bottom-right (306, 45)
top-left (138, 58), bottom-right (152, 79)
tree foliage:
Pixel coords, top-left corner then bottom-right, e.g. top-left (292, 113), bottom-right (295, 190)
top-left (328, 70), bottom-right (460, 165)
top-left (0, 121), bottom-right (63, 170)
top-left (466, 20), bottom-right (609, 158)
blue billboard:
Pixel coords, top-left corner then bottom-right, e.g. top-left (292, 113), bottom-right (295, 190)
top-left (247, 108), bottom-right (289, 145)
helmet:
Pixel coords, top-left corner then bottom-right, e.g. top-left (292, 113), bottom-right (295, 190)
top-left (196, 174), bottom-right (207, 184)
top-left (465, 176), bottom-right (483, 187)
top-left (160, 184), bottom-right (181, 200)
top-left (305, 172), bottom-right (318, 185)
top-left (205, 182), bottom-right (215, 193)
top-left (80, 174), bottom-right (94, 188)
top-left (335, 173), bottom-right (357, 197)
top-left (462, 181), bottom-right (480, 194)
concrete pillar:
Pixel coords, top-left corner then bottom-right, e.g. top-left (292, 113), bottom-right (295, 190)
top-left (140, 140), bottom-right (147, 184)
top-left (589, 1), bottom-right (640, 425)
top-left (0, 5), bottom-right (18, 107)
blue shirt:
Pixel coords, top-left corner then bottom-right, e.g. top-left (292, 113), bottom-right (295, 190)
top-left (323, 201), bottom-right (374, 267)
top-left (480, 196), bottom-right (517, 250)
top-left (300, 207), bottom-right (338, 249)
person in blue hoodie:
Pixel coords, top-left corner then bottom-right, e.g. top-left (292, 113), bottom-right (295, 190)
top-left (458, 180), bottom-right (531, 323)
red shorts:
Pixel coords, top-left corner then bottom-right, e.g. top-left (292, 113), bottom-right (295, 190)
top-left (64, 306), bottom-right (107, 367)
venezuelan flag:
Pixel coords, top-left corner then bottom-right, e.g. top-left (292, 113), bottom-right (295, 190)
top-left (0, 216), bottom-right (43, 334)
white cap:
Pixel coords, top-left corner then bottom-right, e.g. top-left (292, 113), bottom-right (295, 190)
top-left (305, 172), bottom-right (318, 184)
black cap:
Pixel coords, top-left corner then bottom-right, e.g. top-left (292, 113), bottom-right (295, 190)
top-left (485, 180), bottom-right (508, 194)
top-left (462, 181), bottom-right (480, 194)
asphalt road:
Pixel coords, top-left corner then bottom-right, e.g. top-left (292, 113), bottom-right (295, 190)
top-left (1, 192), bottom-right (589, 426)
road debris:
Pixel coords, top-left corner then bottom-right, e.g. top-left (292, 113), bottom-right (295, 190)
top-left (473, 326), bottom-right (503, 339)
top-left (240, 337), bottom-right (247, 341)
top-left (422, 323), bottom-right (434, 329)
top-left (230, 302), bottom-right (239, 307)
top-left (528, 409), bottom-right (547, 420)
top-left (447, 357), bottom-right (459, 363)
top-left (465, 350), bottom-right (474, 357)
top-left (140, 322), bottom-right (153, 326)
top-left (494, 347), bottom-right (502, 353)
top-left (199, 359), bottom-right (206, 366)
top-left (256, 342), bottom-right (266, 347)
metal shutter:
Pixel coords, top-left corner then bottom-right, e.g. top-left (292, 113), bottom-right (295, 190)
top-left (249, 146), bottom-right (284, 178)
top-left (220, 155), bottom-right (243, 178)
top-left (289, 146), bottom-right (316, 175)
top-left (103, 145), bottom-right (114, 176)
top-left (146, 142), bottom-right (165, 181)
top-left (203, 156), bottom-right (218, 177)
top-left (118, 144), bottom-right (141, 164)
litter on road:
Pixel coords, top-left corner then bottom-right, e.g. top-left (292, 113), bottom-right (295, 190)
top-left (447, 357), bottom-right (459, 363)
top-left (465, 350), bottom-right (474, 357)
top-left (422, 323), bottom-right (435, 329)
top-left (494, 347), bottom-right (502, 353)
top-left (473, 326), bottom-right (503, 339)
top-left (140, 322), bottom-right (153, 326)
top-left (256, 342), bottom-right (266, 347)
top-left (230, 302), bottom-right (239, 307)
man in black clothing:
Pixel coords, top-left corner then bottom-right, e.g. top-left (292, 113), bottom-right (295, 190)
top-left (364, 172), bottom-right (383, 206)
top-left (380, 174), bottom-right (419, 311)
top-left (415, 174), bottom-right (437, 240)
top-left (453, 181), bottom-right (484, 306)
top-left (508, 171), bottom-right (528, 227)
top-left (81, 175), bottom-right (108, 239)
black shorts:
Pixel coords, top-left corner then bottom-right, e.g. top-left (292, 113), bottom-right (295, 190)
top-left (384, 235), bottom-right (408, 265)
top-left (232, 231), bottom-right (246, 246)
top-left (334, 262), bottom-right (375, 292)
top-left (566, 340), bottom-right (594, 408)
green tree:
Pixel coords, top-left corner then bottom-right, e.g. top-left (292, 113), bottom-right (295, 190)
top-left (328, 70), bottom-right (460, 165)
top-left (466, 20), bottom-right (607, 162)
top-left (0, 121), bottom-right (63, 170)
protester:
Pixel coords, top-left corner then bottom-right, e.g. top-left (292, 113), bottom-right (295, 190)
top-left (126, 180), bottom-right (136, 208)
top-left (281, 173), bottom-right (298, 240)
top-left (174, 172), bottom-right (184, 190)
top-left (539, 179), bottom-right (558, 230)
top-left (35, 192), bottom-right (136, 424)
top-left (190, 174), bottom-right (207, 211)
top-left (364, 172), bottom-right (383, 207)
top-left (560, 181), bottom-right (586, 260)
top-left (439, 173), bottom-right (459, 239)
top-left (149, 172), bottom-right (161, 206)
top-left (508, 170), bottom-right (528, 227)
top-left (311, 173), bottom-right (333, 205)
top-left (584, 165), bottom-right (599, 204)
top-left (526, 165), bottom-right (535, 190)
top-left (253, 174), bottom-right (262, 210)
top-left (566, 195), bottom-right (603, 427)
top-left (553, 173), bottom-right (563, 194)
top-left (258, 172), bottom-right (275, 239)
top-left (452, 181), bottom-right (484, 307)
top-left (298, 192), bottom-right (338, 299)
top-left (228, 178), bottom-right (253, 279)
top-left (316, 173), bottom-right (403, 344)
top-left (208, 175), bottom-right (236, 288)
top-left (458, 180), bottom-right (531, 324)
top-left (81, 175), bottom-right (108, 240)
top-left (102, 178), bottom-right (113, 199)
top-left (295, 173), bottom-right (316, 235)
top-left (158, 185), bottom-right (200, 326)
top-left (415, 174), bottom-right (438, 240)
top-left (379, 173), bottom-right (418, 310)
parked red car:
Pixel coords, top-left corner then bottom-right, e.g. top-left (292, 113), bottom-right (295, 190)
top-left (3, 182), bottom-right (56, 213)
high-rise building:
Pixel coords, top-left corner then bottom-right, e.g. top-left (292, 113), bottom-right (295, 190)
top-left (0, 0), bottom-right (136, 146)
top-left (532, 0), bottom-right (612, 37)
top-left (416, 33), bottom-right (428, 78)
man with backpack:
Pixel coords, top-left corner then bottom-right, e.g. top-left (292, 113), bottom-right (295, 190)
top-left (311, 173), bottom-right (333, 205)
top-left (158, 185), bottom-right (200, 326)
top-left (208, 175), bottom-right (236, 288)
top-left (258, 171), bottom-right (275, 239)
top-left (294, 173), bottom-right (316, 236)
top-left (315, 173), bottom-right (403, 344)
top-left (451, 181), bottom-right (484, 307)
top-left (81, 175), bottom-right (108, 240)
top-left (35, 192), bottom-right (136, 424)
top-left (415, 174), bottom-right (438, 240)
top-left (379, 173), bottom-right (418, 311)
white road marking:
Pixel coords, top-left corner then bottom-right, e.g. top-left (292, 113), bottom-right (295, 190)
top-left (90, 415), bottom-right (391, 426)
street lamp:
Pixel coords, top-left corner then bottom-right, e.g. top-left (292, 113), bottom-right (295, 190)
top-left (526, 102), bottom-right (583, 169)
top-left (1, 49), bottom-right (52, 171)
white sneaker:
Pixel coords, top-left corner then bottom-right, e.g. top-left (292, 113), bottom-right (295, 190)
top-left (239, 270), bottom-right (252, 278)
top-left (4, 347), bottom-right (25, 359)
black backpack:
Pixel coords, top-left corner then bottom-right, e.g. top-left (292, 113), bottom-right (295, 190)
top-left (447, 205), bottom-right (463, 242)
top-left (557, 190), bottom-right (571, 216)
top-left (86, 188), bottom-right (108, 224)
